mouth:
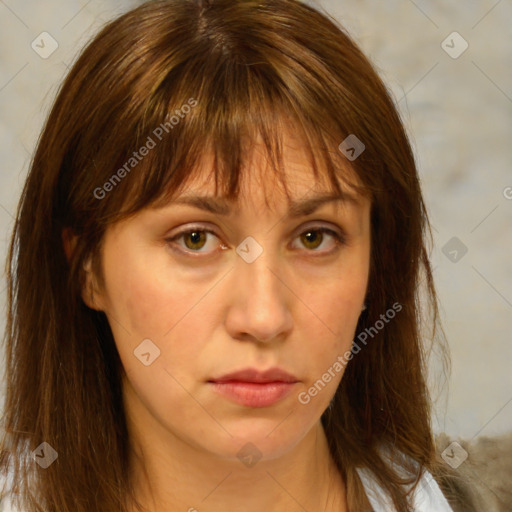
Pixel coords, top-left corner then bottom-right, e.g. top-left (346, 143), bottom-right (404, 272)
top-left (208, 367), bottom-right (300, 408)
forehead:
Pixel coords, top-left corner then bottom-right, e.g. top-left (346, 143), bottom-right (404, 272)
top-left (162, 129), bottom-right (366, 216)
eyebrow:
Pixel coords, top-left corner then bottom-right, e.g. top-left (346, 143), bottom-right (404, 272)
top-left (170, 192), bottom-right (361, 217)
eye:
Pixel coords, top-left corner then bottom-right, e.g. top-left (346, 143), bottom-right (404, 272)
top-left (291, 226), bottom-right (346, 254)
top-left (166, 227), bottom-right (225, 255)
top-left (166, 224), bottom-right (346, 257)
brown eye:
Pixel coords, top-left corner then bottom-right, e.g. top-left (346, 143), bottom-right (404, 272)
top-left (166, 227), bottom-right (224, 255)
top-left (292, 227), bottom-right (346, 254)
top-left (300, 230), bottom-right (324, 250)
top-left (182, 230), bottom-right (208, 250)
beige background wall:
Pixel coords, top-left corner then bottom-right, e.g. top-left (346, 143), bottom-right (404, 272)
top-left (0, 0), bottom-right (511, 440)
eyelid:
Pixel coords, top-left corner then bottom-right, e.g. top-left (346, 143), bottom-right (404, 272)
top-left (165, 225), bottom-right (224, 257)
top-left (289, 223), bottom-right (347, 253)
top-left (166, 221), bottom-right (347, 256)
top-left (290, 221), bottom-right (345, 240)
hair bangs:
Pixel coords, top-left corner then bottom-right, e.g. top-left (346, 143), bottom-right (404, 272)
top-left (101, 62), bottom-right (369, 226)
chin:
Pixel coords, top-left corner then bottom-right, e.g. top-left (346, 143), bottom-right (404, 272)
top-left (204, 419), bottom-right (310, 465)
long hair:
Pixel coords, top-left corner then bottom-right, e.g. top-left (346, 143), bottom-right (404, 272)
top-left (1, 0), bottom-right (450, 510)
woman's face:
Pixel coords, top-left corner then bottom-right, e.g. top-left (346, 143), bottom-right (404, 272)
top-left (83, 133), bottom-right (371, 464)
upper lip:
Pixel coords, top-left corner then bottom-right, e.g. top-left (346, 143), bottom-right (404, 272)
top-left (209, 367), bottom-right (299, 383)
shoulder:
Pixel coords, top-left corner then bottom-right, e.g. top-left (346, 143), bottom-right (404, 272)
top-left (0, 495), bottom-right (17, 512)
top-left (0, 476), bottom-right (17, 512)
top-left (408, 468), bottom-right (454, 512)
top-left (0, 470), bottom-right (15, 512)
top-left (355, 447), bottom-right (454, 512)
top-left (0, 461), bottom-right (27, 512)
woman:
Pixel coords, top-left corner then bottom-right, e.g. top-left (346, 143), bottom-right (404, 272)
top-left (0, 0), bottom-right (455, 510)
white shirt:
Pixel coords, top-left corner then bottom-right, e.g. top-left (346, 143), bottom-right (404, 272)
top-left (356, 465), bottom-right (454, 511)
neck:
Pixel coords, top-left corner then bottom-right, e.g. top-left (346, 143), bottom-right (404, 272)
top-left (126, 402), bottom-right (347, 512)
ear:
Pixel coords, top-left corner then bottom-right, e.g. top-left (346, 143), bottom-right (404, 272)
top-left (61, 227), bottom-right (105, 311)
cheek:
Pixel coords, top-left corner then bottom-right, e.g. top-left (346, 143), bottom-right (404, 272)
top-left (102, 252), bottom-right (217, 428)
top-left (299, 267), bottom-right (367, 340)
top-left (293, 261), bottom-right (368, 390)
top-left (102, 241), bottom-right (199, 336)
top-left (299, 290), bottom-right (360, 382)
top-left (100, 245), bottom-right (214, 378)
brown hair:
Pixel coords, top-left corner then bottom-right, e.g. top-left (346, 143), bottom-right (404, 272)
top-left (1, 0), bottom-right (451, 510)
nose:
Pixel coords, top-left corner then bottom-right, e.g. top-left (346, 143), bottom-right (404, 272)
top-left (224, 247), bottom-right (294, 344)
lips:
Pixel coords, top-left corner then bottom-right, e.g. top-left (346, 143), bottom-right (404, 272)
top-left (208, 367), bottom-right (300, 407)
top-left (209, 367), bottom-right (299, 384)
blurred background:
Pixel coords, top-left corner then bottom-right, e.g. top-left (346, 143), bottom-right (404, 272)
top-left (0, 0), bottom-right (510, 444)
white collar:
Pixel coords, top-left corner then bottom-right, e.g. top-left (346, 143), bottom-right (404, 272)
top-left (356, 456), bottom-right (454, 511)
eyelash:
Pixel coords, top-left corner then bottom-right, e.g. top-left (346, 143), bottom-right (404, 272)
top-left (165, 224), bottom-right (347, 257)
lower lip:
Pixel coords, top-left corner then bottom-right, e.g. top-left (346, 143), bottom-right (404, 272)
top-left (209, 381), bottom-right (297, 407)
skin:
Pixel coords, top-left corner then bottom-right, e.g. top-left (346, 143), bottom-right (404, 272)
top-left (68, 131), bottom-right (371, 512)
